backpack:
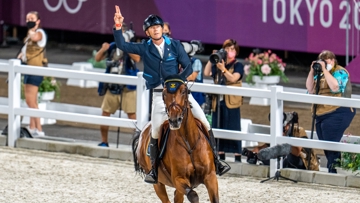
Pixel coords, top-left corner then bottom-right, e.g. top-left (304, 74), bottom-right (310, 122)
top-left (341, 68), bottom-right (352, 98)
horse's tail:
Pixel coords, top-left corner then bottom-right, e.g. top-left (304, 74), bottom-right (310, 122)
top-left (132, 131), bottom-right (141, 172)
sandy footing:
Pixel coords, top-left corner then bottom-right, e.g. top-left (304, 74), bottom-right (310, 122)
top-left (0, 147), bottom-right (359, 203)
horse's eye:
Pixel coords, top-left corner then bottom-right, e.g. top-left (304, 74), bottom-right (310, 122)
top-left (181, 89), bottom-right (186, 95)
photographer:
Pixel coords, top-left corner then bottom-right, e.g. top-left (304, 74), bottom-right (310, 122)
top-left (163, 22), bottom-right (171, 37)
top-left (249, 112), bottom-right (320, 171)
top-left (96, 23), bottom-right (140, 147)
top-left (204, 39), bottom-right (244, 162)
top-left (305, 50), bottom-right (355, 173)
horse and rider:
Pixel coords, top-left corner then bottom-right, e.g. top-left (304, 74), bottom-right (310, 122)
top-left (113, 5), bottom-right (230, 202)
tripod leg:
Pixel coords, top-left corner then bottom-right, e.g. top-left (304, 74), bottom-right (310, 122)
top-left (260, 176), bottom-right (276, 183)
top-left (279, 174), bottom-right (297, 183)
top-left (116, 90), bottom-right (124, 149)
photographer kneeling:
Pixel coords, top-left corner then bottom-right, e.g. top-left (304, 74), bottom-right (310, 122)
top-left (306, 50), bottom-right (355, 173)
top-left (245, 112), bottom-right (320, 171)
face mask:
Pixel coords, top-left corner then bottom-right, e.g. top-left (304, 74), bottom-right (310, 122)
top-left (227, 51), bottom-right (236, 59)
top-left (326, 63), bottom-right (333, 71)
top-left (26, 21), bottom-right (36, 29)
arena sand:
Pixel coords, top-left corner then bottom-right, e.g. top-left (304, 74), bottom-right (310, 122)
top-left (0, 147), bottom-right (359, 203)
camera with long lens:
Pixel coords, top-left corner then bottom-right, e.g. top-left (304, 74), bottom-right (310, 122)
top-left (312, 60), bottom-right (326, 74)
top-left (123, 30), bottom-right (135, 42)
top-left (209, 48), bottom-right (227, 64)
top-left (181, 40), bottom-right (204, 56)
top-left (241, 148), bottom-right (258, 164)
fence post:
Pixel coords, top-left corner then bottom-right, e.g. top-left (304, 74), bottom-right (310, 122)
top-left (269, 85), bottom-right (284, 176)
top-left (135, 72), bottom-right (149, 131)
top-left (8, 59), bottom-right (21, 147)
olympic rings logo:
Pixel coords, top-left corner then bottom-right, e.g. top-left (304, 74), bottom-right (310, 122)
top-left (43, 0), bottom-right (87, 14)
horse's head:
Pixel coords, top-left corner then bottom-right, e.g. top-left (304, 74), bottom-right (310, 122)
top-left (163, 75), bottom-right (189, 130)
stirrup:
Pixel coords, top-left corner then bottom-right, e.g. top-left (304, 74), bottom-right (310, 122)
top-left (217, 161), bottom-right (231, 176)
top-left (144, 169), bottom-right (158, 184)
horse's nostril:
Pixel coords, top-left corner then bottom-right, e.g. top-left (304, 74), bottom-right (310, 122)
top-left (177, 117), bottom-right (182, 122)
top-left (169, 118), bottom-right (176, 125)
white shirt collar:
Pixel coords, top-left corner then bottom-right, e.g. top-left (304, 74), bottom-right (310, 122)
top-left (154, 39), bottom-right (165, 58)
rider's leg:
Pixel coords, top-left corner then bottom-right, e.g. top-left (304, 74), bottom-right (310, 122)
top-left (188, 94), bottom-right (231, 176)
top-left (145, 92), bottom-right (167, 184)
top-left (188, 94), bottom-right (210, 130)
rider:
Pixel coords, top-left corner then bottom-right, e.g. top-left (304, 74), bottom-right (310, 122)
top-left (113, 5), bottom-right (230, 184)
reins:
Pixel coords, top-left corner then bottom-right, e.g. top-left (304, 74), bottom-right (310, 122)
top-left (164, 83), bottom-right (202, 172)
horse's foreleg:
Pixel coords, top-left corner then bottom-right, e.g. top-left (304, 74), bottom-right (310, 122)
top-left (173, 178), bottom-right (199, 203)
top-left (174, 189), bottom-right (184, 203)
top-left (203, 172), bottom-right (219, 203)
top-left (174, 188), bottom-right (199, 203)
top-left (153, 183), bottom-right (170, 203)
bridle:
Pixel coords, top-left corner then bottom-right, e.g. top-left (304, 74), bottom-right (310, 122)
top-left (163, 83), bottom-right (189, 122)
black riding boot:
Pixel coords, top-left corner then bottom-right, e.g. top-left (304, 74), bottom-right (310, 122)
top-left (208, 129), bottom-right (231, 176)
top-left (144, 137), bottom-right (159, 184)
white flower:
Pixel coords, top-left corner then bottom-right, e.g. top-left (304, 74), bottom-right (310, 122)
top-left (244, 65), bottom-right (250, 75)
top-left (261, 64), bottom-right (271, 75)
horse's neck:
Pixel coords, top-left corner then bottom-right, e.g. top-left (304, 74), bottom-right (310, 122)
top-left (178, 108), bottom-right (200, 143)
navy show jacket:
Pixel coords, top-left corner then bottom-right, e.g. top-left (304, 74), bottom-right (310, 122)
top-left (113, 29), bottom-right (193, 89)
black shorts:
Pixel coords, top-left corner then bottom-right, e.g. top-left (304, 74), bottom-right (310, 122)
top-left (23, 75), bottom-right (43, 87)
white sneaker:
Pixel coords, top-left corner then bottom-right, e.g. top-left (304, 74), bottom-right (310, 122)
top-left (34, 129), bottom-right (45, 137)
top-left (25, 126), bottom-right (36, 135)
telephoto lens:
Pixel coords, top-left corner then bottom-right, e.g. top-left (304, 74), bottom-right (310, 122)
top-left (209, 49), bottom-right (227, 64)
top-left (312, 60), bottom-right (325, 74)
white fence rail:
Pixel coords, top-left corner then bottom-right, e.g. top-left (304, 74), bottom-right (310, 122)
top-left (0, 59), bottom-right (150, 147)
top-left (1, 59), bottom-right (360, 177)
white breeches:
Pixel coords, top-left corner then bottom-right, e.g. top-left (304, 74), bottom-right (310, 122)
top-left (151, 92), bottom-right (210, 139)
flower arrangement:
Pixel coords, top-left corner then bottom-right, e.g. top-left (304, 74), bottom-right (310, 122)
top-left (38, 77), bottom-right (61, 99)
top-left (336, 139), bottom-right (360, 175)
top-left (21, 77), bottom-right (61, 101)
top-left (244, 50), bottom-right (288, 84)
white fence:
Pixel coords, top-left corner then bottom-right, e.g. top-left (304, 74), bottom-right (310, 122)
top-left (1, 59), bottom-right (360, 176)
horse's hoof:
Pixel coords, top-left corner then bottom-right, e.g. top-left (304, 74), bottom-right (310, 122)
top-left (186, 190), bottom-right (199, 203)
top-left (144, 175), bottom-right (158, 184)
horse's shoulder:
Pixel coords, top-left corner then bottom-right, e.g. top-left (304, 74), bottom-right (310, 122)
top-left (194, 118), bottom-right (209, 137)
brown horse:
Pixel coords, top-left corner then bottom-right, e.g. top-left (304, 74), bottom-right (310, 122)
top-left (132, 80), bottom-right (219, 203)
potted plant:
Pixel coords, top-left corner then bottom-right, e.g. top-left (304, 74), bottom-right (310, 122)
top-left (21, 76), bottom-right (61, 101)
top-left (38, 77), bottom-right (61, 101)
top-left (336, 139), bottom-right (360, 176)
top-left (244, 50), bottom-right (288, 85)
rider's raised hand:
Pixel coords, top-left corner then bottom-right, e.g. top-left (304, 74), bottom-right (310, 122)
top-left (114, 5), bottom-right (124, 30)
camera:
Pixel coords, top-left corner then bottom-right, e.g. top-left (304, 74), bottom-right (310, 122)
top-left (209, 49), bottom-right (227, 64)
top-left (106, 60), bottom-right (120, 69)
top-left (123, 30), bottom-right (135, 42)
top-left (181, 40), bottom-right (204, 56)
top-left (241, 148), bottom-right (258, 165)
top-left (312, 60), bottom-right (326, 74)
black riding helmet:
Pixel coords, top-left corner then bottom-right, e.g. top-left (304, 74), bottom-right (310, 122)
top-left (143, 14), bottom-right (164, 31)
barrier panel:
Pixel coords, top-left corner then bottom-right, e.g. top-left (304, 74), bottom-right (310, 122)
top-left (1, 59), bottom-right (360, 176)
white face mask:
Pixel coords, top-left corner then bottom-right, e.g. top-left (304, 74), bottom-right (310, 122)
top-left (326, 64), bottom-right (333, 71)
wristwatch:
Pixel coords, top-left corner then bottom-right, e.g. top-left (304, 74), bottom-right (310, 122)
top-left (222, 69), bottom-right (227, 73)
